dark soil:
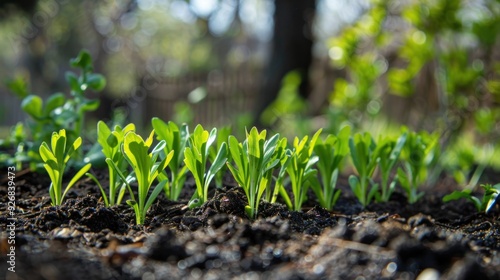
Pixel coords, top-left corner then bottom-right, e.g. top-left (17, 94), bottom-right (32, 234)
top-left (1, 168), bottom-right (499, 280)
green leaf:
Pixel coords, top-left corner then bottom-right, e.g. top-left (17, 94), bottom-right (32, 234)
top-left (124, 133), bottom-right (151, 191)
top-left (244, 205), bottom-right (254, 219)
top-left (263, 133), bottom-right (280, 164)
top-left (70, 50), bottom-right (93, 71)
top-left (39, 142), bottom-right (56, 164)
top-left (80, 99), bottom-right (100, 112)
top-left (65, 72), bottom-right (80, 92)
top-left (205, 143), bottom-right (228, 187)
top-left (65, 137), bottom-right (82, 163)
top-left (348, 175), bottom-right (361, 200)
top-left (151, 140), bottom-right (167, 155)
top-left (43, 93), bottom-right (66, 116)
top-left (207, 127), bottom-right (217, 153)
top-left (86, 73), bottom-right (106, 91)
top-left (248, 127), bottom-right (262, 159)
top-left (145, 129), bottom-right (156, 148)
top-left (44, 159), bottom-right (59, 172)
top-left (6, 76), bottom-right (29, 98)
top-left (21, 95), bottom-right (43, 119)
top-left (54, 132), bottom-right (67, 164)
top-left (442, 190), bottom-right (473, 202)
top-left (228, 136), bottom-right (244, 171)
top-left (397, 167), bottom-right (409, 189)
top-left (106, 133), bottom-right (119, 148)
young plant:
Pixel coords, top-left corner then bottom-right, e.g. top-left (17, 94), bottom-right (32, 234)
top-left (152, 118), bottom-right (190, 200)
top-left (397, 129), bottom-right (439, 204)
top-left (280, 129), bottom-right (322, 211)
top-left (65, 50), bottom-right (106, 144)
top-left (5, 50), bottom-right (105, 168)
top-left (210, 126), bottom-right (232, 189)
top-left (39, 129), bottom-right (91, 206)
top-left (184, 125), bottom-right (228, 208)
top-left (376, 132), bottom-right (407, 202)
top-left (226, 127), bottom-right (282, 219)
top-left (122, 130), bottom-right (173, 225)
top-left (349, 132), bottom-right (380, 207)
top-left (311, 126), bottom-right (350, 210)
top-left (270, 148), bottom-right (292, 206)
top-left (86, 121), bottom-right (136, 206)
top-left (264, 135), bottom-right (289, 203)
top-left (0, 122), bottom-right (30, 170)
top-left (443, 183), bottom-right (500, 213)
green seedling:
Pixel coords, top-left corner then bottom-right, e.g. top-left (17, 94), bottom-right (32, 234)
top-left (210, 126), bottom-right (232, 189)
top-left (39, 129), bottom-right (91, 206)
top-left (0, 122), bottom-right (30, 170)
top-left (122, 130), bottom-right (173, 225)
top-left (311, 126), bottom-right (350, 210)
top-left (270, 143), bottom-right (292, 206)
top-left (226, 127), bottom-right (282, 219)
top-left (86, 121), bottom-right (136, 206)
top-left (184, 125), bottom-right (228, 208)
top-left (398, 129), bottom-right (438, 204)
top-left (280, 129), bottom-right (322, 211)
top-left (349, 132), bottom-right (380, 207)
top-left (443, 183), bottom-right (500, 213)
top-left (152, 118), bottom-right (190, 200)
top-left (376, 132), bottom-right (407, 202)
top-left (264, 135), bottom-right (289, 203)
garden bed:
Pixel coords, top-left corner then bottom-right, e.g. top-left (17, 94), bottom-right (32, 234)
top-left (1, 168), bottom-right (499, 280)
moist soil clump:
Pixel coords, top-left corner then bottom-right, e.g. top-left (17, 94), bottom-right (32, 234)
top-left (1, 168), bottom-right (499, 279)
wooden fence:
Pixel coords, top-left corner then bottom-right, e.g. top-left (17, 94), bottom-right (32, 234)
top-left (143, 68), bottom-right (260, 128)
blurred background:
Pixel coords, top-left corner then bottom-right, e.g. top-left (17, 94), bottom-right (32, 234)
top-left (1, 0), bottom-right (500, 174)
